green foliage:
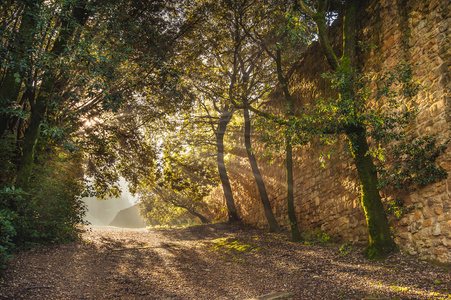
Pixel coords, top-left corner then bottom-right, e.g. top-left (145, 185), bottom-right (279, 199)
top-left (305, 62), bottom-right (419, 140)
top-left (0, 209), bottom-right (16, 269)
top-left (296, 61), bottom-right (447, 198)
top-left (0, 133), bottom-right (17, 185)
top-left (25, 155), bottom-right (87, 245)
top-left (301, 230), bottom-right (332, 246)
top-left (389, 226), bottom-right (399, 239)
top-left (377, 136), bottom-right (449, 190)
top-left (0, 147), bottom-right (86, 267)
top-left (139, 190), bottom-right (187, 225)
top-left (338, 242), bottom-right (354, 256)
top-left (0, 186), bottom-right (36, 249)
top-left (386, 198), bottom-right (414, 219)
top-left (210, 237), bottom-right (258, 254)
top-left (0, 182), bottom-right (86, 251)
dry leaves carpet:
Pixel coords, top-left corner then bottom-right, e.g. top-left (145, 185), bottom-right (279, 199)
top-left (0, 223), bottom-right (450, 299)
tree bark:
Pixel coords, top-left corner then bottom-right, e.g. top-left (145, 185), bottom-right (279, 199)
top-left (343, 0), bottom-right (397, 258)
top-left (243, 105), bottom-right (279, 231)
top-left (346, 126), bottom-right (398, 258)
top-left (187, 208), bottom-right (211, 224)
top-left (216, 109), bottom-right (240, 222)
top-left (171, 199), bottom-right (211, 224)
top-left (276, 49), bottom-right (302, 241)
top-left (15, 94), bottom-right (45, 189)
top-left (285, 135), bottom-right (302, 241)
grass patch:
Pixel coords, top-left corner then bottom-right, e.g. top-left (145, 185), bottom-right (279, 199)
top-left (338, 241), bottom-right (354, 256)
top-left (390, 284), bottom-right (410, 293)
top-left (210, 237), bottom-right (259, 254)
top-left (301, 230), bottom-right (332, 246)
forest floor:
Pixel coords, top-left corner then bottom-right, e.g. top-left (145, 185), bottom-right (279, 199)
top-left (0, 222), bottom-right (450, 300)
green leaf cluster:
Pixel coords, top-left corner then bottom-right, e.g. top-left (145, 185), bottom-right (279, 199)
top-left (0, 147), bottom-right (87, 269)
top-left (301, 230), bottom-right (332, 246)
top-left (0, 209), bottom-right (16, 269)
top-left (386, 198), bottom-right (414, 219)
top-left (377, 136), bottom-right (449, 190)
top-left (210, 237), bottom-right (257, 254)
top-left (291, 62), bottom-right (447, 192)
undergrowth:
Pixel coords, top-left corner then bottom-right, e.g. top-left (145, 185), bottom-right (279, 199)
top-left (0, 141), bottom-right (86, 269)
top-left (210, 237), bottom-right (260, 254)
top-left (301, 230), bottom-right (332, 246)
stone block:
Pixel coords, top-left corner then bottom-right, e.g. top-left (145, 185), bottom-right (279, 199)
top-left (422, 219), bottom-right (433, 227)
top-left (423, 207), bottom-right (435, 219)
top-left (439, 20), bottom-right (448, 32)
top-left (413, 237), bottom-right (424, 247)
top-left (429, 100), bottom-right (445, 117)
top-left (424, 239), bottom-right (437, 248)
top-left (441, 238), bottom-right (451, 247)
top-left (419, 228), bottom-right (431, 239)
top-left (437, 212), bottom-right (450, 222)
top-left (414, 210), bottom-right (423, 221)
top-left (337, 216), bottom-right (348, 227)
top-left (434, 246), bottom-right (448, 256)
top-left (434, 206), bottom-right (443, 215)
top-left (433, 223), bottom-right (441, 236)
top-left (437, 254), bottom-right (451, 266)
top-left (398, 231), bottom-right (413, 242)
top-left (399, 217), bottom-right (409, 226)
top-left (314, 197), bottom-right (320, 206)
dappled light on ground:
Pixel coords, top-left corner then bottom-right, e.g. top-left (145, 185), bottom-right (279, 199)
top-left (1, 224), bottom-right (449, 299)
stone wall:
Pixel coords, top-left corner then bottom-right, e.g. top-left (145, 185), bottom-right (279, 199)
top-left (219, 0), bottom-right (451, 265)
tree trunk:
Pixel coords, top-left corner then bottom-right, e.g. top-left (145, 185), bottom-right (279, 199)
top-left (216, 109), bottom-right (240, 222)
top-left (309, 0), bottom-right (398, 258)
top-left (243, 105), bottom-right (279, 231)
top-left (343, 0), bottom-right (397, 258)
top-left (286, 135), bottom-right (302, 241)
top-left (15, 94), bottom-right (45, 189)
top-left (15, 4), bottom-right (89, 189)
top-left (346, 126), bottom-right (398, 258)
top-left (276, 49), bottom-right (302, 241)
top-left (187, 209), bottom-right (211, 224)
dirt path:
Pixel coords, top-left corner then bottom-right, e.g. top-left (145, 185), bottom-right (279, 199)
top-left (0, 223), bottom-right (450, 299)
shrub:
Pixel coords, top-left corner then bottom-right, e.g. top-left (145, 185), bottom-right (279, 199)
top-left (0, 151), bottom-right (87, 253)
top-left (0, 209), bottom-right (16, 269)
top-left (21, 153), bottom-right (88, 246)
top-left (301, 230), bottom-right (332, 245)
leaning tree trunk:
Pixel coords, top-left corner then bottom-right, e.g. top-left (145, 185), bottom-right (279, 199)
top-left (186, 208), bottom-right (211, 224)
top-left (216, 110), bottom-right (240, 222)
top-left (346, 126), bottom-right (398, 258)
top-left (243, 105), bottom-right (279, 231)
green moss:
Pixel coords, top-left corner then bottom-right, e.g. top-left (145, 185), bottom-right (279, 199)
top-left (210, 237), bottom-right (259, 254)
